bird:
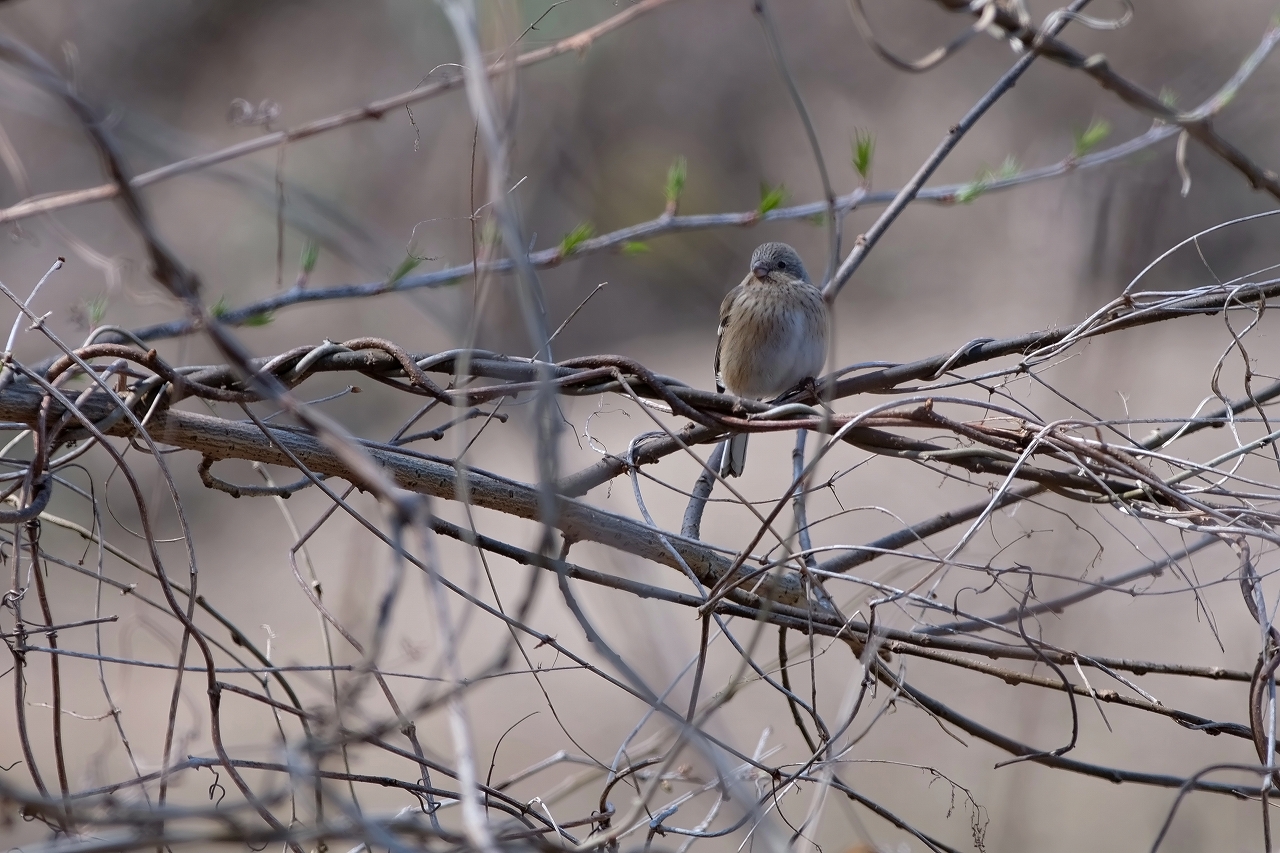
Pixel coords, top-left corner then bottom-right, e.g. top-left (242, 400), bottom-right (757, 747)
top-left (715, 242), bottom-right (830, 477)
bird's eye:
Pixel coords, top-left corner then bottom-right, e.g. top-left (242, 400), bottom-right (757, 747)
top-left (777, 261), bottom-right (787, 270)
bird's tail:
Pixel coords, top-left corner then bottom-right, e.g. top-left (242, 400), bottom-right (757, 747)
top-left (720, 433), bottom-right (749, 477)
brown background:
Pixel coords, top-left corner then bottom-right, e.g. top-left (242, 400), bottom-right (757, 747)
top-left (1, 1), bottom-right (1280, 850)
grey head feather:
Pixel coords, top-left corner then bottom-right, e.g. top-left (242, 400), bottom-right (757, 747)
top-left (750, 242), bottom-right (811, 284)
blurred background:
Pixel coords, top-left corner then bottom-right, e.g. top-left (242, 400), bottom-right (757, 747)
top-left (2, 1), bottom-right (1280, 850)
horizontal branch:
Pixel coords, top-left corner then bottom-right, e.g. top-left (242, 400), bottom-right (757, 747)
top-left (885, 665), bottom-right (1272, 798)
top-left (114, 122), bottom-right (1177, 344)
top-left (47, 337), bottom-right (1192, 504)
top-left (13, 353), bottom-right (1263, 689)
top-left (0, 374), bottom-right (814, 609)
top-left (0, 0), bottom-right (682, 227)
top-left (559, 278), bottom-right (1280, 496)
top-left (929, 0), bottom-right (1280, 199)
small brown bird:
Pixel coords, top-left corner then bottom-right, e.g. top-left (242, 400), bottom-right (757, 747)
top-left (715, 242), bottom-right (830, 477)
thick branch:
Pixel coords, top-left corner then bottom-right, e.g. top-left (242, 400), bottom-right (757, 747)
top-left (0, 376), bottom-right (813, 608)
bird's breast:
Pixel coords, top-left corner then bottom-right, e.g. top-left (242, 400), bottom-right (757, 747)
top-left (719, 283), bottom-right (828, 399)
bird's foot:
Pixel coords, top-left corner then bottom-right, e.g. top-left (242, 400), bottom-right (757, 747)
top-left (772, 376), bottom-right (821, 406)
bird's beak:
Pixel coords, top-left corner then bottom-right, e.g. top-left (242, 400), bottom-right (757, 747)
top-left (752, 263), bottom-right (770, 279)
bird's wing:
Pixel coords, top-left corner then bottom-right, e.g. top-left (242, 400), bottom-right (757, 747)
top-left (714, 283), bottom-right (744, 393)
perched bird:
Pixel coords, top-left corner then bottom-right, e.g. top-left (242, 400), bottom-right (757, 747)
top-left (715, 242), bottom-right (830, 477)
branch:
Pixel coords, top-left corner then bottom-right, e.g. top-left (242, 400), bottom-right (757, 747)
top-left (0, 375), bottom-right (814, 609)
top-left (0, 0), bottom-right (683, 228)
top-left (109, 120), bottom-right (1178, 345)
top-left (927, 0), bottom-right (1280, 199)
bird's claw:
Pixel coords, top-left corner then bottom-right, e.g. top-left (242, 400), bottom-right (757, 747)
top-left (773, 376), bottom-right (821, 405)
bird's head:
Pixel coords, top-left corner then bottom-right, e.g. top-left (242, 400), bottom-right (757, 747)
top-left (750, 242), bottom-right (810, 285)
